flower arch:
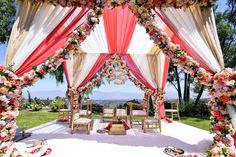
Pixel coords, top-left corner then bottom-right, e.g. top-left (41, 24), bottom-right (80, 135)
top-left (0, 0), bottom-right (236, 156)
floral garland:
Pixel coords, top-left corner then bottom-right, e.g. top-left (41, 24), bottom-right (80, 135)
top-left (77, 54), bottom-right (166, 120)
top-left (102, 54), bottom-right (129, 85)
top-left (0, 66), bottom-right (21, 155)
top-left (35, 0), bottom-right (215, 8)
top-left (77, 54), bottom-right (164, 98)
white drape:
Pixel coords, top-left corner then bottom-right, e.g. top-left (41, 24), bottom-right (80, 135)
top-left (159, 7), bottom-right (222, 72)
top-left (130, 54), bottom-right (157, 88)
top-left (80, 17), bottom-right (109, 54)
top-left (74, 53), bottom-right (100, 88)
top-left (127, 24), bottom-right (154, 54)
top-left (5, 1), bottom-right (72, 71)
top-left (130, 50), bottom-right (167, 89)
top-left (65, 52), bottom-right (100, 88)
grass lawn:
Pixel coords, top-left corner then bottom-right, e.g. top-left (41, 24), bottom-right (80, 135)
top-left (180, 117), bottom-right (211, 131)
top-left (17, 111), bottom-right (212, 131)
top-left (17, 111), bottom-right (58, 129)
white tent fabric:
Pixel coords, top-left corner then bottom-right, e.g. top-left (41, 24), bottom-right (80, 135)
top-left (67, 8), bottom-right (168, 90)
top-left (80, 17), bottom-right (109, 54)
top-left (130, 54), bottom-right (158, 88)
top-left (159, 7), bottom-right (223, 72)
top-left (189, 6), bottom-right (224, 69)
top-left (126, 24), bottom-right (154, 54)
top-left (80, 16), bottom-right (155, 55)
top-left (65, 53), bottom-right (100, 88)
top-left (5, 1), bottom-right (72, 71)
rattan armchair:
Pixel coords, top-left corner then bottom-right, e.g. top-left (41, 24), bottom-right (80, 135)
top-left (165, 100), bottom-right (180, 121)
top-left (79, 100), bottom-right (93, 119)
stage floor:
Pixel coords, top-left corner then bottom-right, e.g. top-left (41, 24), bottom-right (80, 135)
top-left (13, 119), bottom-right (213, 157)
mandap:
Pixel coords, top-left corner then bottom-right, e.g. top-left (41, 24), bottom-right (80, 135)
top-left (0, 0), bottom-right (236, 156)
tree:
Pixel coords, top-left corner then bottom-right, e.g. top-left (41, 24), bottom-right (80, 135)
top-left (193, 82), bottom-right (205, 106)
top-left (49, 64), bottom-right (65, 84)
top-left (0, 0), bottom-right (16, 44)
top-left (215, 0), bottom-right (236, 68)
top-left (167, 61), bottom-right (182, 104)
top-left (27, 90), bottom-right (32, 103)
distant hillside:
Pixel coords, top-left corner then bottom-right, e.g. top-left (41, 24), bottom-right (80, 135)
top-left (22, 89), bottom-right (208, 100)
top-left (22, 90), bottom-right (65, 99)
top-left (22, 90), bottom-right (144, 100)
top-left (88, 91), bottom-right (143, 100)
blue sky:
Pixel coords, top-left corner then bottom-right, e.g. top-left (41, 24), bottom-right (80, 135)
top-left (0, 1), bottom-right (227, 99)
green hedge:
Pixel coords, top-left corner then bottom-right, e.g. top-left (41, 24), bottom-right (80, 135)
top-left (165, 99), bottom-right (210, 117)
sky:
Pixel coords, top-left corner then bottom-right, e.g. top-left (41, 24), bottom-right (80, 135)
top-left (0, 0), bottom-right (227, 99)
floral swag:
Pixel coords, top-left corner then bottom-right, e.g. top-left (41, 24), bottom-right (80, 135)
top-left (77, 54), bottom-right (165, 100)
top-left (1, 0), bottom-right (236, 156)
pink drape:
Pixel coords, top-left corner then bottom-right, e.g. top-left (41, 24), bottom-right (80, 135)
top-left (103, 7), bottom-right (136, 55)
top-left (159, 58), bottom-right (170, 118)
top-left (64, 61), bottom-right (71, 87)
top-left (77, 7), bottom-right (137, 88)
top-left (16, 7), bottom-right (89, 76)
top-left (78, 54), bottom-right (110, 88)
top-left (154, 9), bottom-right (212, 72)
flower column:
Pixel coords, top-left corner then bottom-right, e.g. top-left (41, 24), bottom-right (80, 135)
top-left (67, 87), bottom-right (79, 129)
top-left (0, 66), bottom-right (22, 155)
top-left (207, 68), bottom-right (236, 156)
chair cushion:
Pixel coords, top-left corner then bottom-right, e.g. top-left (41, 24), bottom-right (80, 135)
top-left (103, 109), bottom-right (114, 114)
top-left (144, 119), bottom-right (159, 124)
top-left (116, 109), bottom-right (127, 116)
top-left (79, 110), bottom-right (92, 115)
top-left (165, 109), bottom-right (178, 112)
top-left (132, 110), bottom-right (146, 116)
top-left (74, 118), bottom-right (92, 124)
top-left (103, 113), bottom-right (114, 117)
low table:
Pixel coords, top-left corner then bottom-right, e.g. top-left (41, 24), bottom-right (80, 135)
top-left (71, 118), bottom-right (93, 134)
top-left (108, 121), bottom-right (126, 135)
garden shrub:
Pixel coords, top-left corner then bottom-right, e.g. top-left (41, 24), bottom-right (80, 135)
top-left (31, 103), bottom-right (43, 111)
top-left (92, 103), bottom-right (103, 114)
top-left (49, 98), bottom-right (65, 112)
top-left (19, 102), bottom-right (31, 110)
top-left (178, 99), bottom-right (210, 117)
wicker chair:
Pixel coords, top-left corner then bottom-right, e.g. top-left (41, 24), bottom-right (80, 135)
top-left (143, 113), bottom-right (161, 133)
top-left (78, 100), bottom-right (93, 119)
top-left (128, 101), bottom-right (148, 129)
top-left (165, 100), bottom-right (180, 121)
top-left (101, 108), bottom-right (115, 122)
top-left (115, 108), bottom-right (128, 122)
top-left (58, 98), bottom-right (71, 121)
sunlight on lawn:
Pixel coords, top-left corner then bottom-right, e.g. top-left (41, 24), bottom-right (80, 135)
top-left (180, 117), bottom-right (211, 131)
top-left (17, 111), bottom-right (58, 129)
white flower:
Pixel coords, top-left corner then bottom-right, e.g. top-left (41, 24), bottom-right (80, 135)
top-left (0, 95), bottom-right (9, 104)
top-left (226, 80), bottom-right (235, 86)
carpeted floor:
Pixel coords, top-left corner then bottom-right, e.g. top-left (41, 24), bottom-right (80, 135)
top-left (12, 119), bottom-right (213, 157)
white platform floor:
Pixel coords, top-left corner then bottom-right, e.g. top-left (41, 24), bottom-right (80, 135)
top-left (13, 120), bottom-right (213, 157)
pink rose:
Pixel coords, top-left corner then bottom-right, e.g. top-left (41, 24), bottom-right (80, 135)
top-left (36, 68), bottom-right (46, 75)
top-left (0, 65), bottom-right (6, 71)
top-left (219, 95), bottom-right (230, 103)
top-left (58, 0), bottom-right (67, 7)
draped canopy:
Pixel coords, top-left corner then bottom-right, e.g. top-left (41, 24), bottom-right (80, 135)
top-left (4, 0), bottom-right (224, 118)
